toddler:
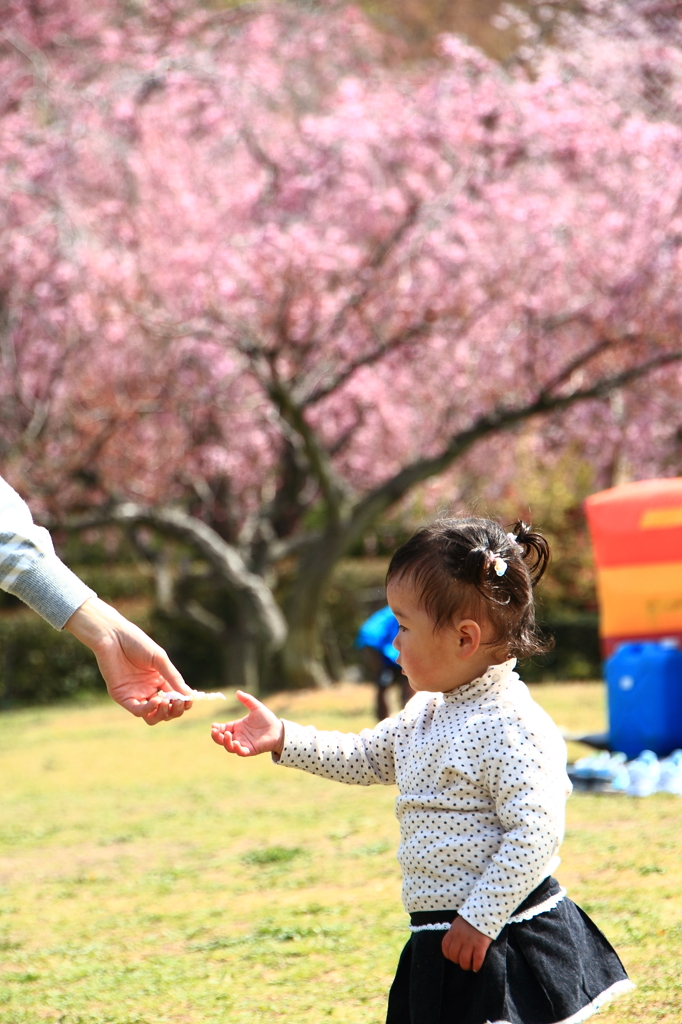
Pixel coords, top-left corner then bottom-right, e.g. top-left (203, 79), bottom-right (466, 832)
top-left (211, 517), bottom-right (633, 1024)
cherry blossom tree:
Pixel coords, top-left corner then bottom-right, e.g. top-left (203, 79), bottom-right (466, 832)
top-left (3, 0), bottom-right (682, 689)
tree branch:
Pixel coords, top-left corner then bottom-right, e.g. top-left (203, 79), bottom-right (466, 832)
top-left (267, 371), bottom-right (348, 520)
top-left (267, 529), bottom-right (323, 563)
top-left (58, 503), bottom-right (287, 651)
top-left (320, 199), bottom-right (420, 348)
top-left (347, 346), bottom-right (682, 540)
top-left (538, 333), bottom-right (617, 395)
top-left (301, 295), bottom-right (495, 409)
top-left (301, 320), bottom-right (432, 408)
top-left (181, 599), bottom-right (227, 637)
top-left (237, 335), bottom-right (349, 521)
top-left (241, 127), bottom-right (282, 201)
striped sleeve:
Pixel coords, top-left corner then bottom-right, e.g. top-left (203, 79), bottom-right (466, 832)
top-left (0, 477), bottom-right (95, 629)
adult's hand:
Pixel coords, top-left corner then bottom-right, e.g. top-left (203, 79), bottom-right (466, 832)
top-left (65, 597), bottom-right (195, 725)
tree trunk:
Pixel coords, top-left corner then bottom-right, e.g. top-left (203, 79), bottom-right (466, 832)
top-left (280, 616), bottom-right (330, 690)
top-left (280, 527), bottom-right (351, 689)
top-left (221, 629), bottom-right (261, 695)
top-left (233, 607), bottom-right (262, 696)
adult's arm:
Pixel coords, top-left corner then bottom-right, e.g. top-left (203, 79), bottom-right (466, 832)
top-left (0, 476), bottom-right (194, 723)
top-left (0, 475), bottom-right (96, 628)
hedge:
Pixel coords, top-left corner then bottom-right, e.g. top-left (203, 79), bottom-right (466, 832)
top-left (0, 560), bottom-right (602, 707)
top-left (0, 612), bottom-right (105, 707)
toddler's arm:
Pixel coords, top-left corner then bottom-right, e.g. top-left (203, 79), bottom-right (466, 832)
top-left (211, 691), bottom-right (284, 756)
top-left (0, 477), bottom-right (193, 725)
top-left (458, 710), bottom-right (569, 940)
top-left (212, 691), bottom-right (398, 785)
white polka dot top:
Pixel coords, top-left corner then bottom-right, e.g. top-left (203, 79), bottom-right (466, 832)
top-left (276, 659), bottom-right (572, 940)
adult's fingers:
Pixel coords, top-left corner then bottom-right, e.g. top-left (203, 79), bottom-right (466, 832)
top-left (152, 647), bottom-right (194, 695)
top-left (122, 695), bottom-right (188, 726)
top-left (143, 706), bottom-right (167, 726)
top-left (143, 699), bottom-right (180, 726)
top-left (120, 695), bottom-right (161, 719)
top-left (165, 698), bottom-right (191, 720)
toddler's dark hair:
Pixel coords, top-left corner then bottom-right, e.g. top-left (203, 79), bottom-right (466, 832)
top-left (386, 516), bottom-right (552, 661)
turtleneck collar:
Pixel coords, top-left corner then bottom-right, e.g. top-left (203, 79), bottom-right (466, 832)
top-left (441, 658), bottom-right (518, 703)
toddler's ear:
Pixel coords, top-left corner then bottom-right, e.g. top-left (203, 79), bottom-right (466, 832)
top-left (456, 619), bottom-right (482, 659)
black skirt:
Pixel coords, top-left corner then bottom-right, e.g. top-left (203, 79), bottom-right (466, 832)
top-left (386, 877), bottom-right (633, 1024)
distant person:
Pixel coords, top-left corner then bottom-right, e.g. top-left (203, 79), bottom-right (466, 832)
top-left (0, 476), bottom-right (193, 723)
top-left (356, 604), bottom-right (413, 719)
top-left (211, 516), bottom-right (632, 1024)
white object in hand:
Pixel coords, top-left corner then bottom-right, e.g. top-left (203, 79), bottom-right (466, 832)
top-left (158, 690), bottom-right (227, 702)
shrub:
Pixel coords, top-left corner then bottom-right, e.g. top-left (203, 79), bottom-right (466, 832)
top-left (0, 612), bottom-right (104, 707)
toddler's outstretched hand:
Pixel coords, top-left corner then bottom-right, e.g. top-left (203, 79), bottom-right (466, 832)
top-left (211, 690), bottom-right (284, 757)
top-left (441, 916), bottom-right (492, 972)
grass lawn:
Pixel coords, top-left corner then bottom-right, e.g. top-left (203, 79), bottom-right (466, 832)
top-left (0, 681), bottom-right (680, 1023)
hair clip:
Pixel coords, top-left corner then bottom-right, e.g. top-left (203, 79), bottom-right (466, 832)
top-left (506, 532), bottom-right (523, 553)
top-left (487, 551), bottom-right (508, 576)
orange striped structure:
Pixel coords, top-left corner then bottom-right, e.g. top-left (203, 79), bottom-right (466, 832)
top-left (585, 478), bottom-right (682, 656)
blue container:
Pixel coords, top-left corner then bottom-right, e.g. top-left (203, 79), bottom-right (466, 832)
top-left (606, 642), bottom-right (682, 758)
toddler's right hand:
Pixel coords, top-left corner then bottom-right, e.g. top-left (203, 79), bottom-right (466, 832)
top-left (211, 690), bottom-right (284, 757)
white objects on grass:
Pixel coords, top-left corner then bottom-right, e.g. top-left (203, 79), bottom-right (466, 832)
top-left (611, 761), bottom-right (631, 792)
top-left (577, 748), bottom-right (682, 796)
top-left (572, 750), bottom-right (625, 783)
top-left (623, 750), bottom-right (660, 798)
top-left (657, 749), bottom-right (682, 795)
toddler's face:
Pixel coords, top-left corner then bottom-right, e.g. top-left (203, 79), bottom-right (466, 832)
top-left (386, 576), bottom-right (493, 693)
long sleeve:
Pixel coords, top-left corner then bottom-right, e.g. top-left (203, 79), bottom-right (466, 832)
top-left (272, 664), bottom-right (571, 932)
top-left (276, 716), bottom-right (398, 786)
top-left (457, 709), bottom-right (569, 939)
top-left (0, 477), bottom-right (95, 629)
